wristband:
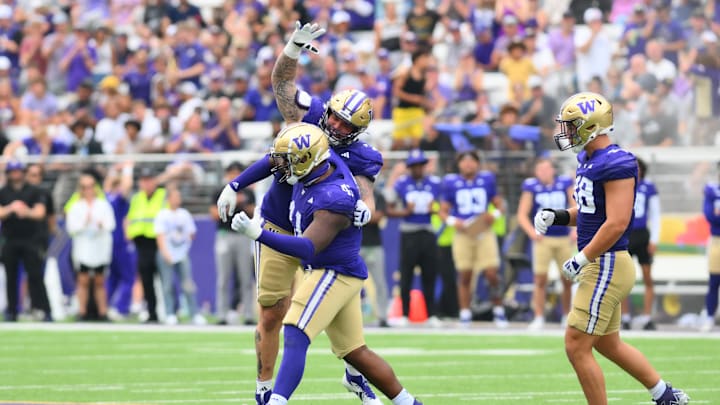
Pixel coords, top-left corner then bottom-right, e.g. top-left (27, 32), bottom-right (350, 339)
top-left (575, 251), bottom-right (590, 266)
top-left (546, 208), bottom-right (570, 226)
top-left (122, 165), bottom-right (133, 177)
top-left (446, 216), bottom-right (458, 227)
top-left (491, 210), bottom-right (502, 219)
top-left (283, 42), bottom-right (302, 59)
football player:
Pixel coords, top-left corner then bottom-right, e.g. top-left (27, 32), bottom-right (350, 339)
top-left (516, 157), bottom-right (575, 330)
top-left (534, 92), bottom-right (689, 405)
top-left (622, 158), bottom-right (660, 330)
top-left (216, 22), bottom-right (383, 405)
top-left (700, 160), bottom-right (720, 332)
top-left (438, 150), bottom-right (508, 327)
top-left (385, 149), bottom-right (442, 327)
top-left (231, 123), bottom-right (422, 405)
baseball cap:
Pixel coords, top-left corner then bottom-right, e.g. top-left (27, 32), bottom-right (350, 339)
top-left (232, 70), bottom-right (249, 81)
top-left (584, 8), bottom-right (602, 23)
top-left (331, 10), bottom-right (351, 25)
top-left (406, 149), bottom-right (428, 166)
top-left (138, 167), bottom-right (156, 178)
top-left (378, 48), bottom-right (390, 59)
top-left (527, 75), bottom-right (543, 89)
top-left (0, 56), bottom-right (10, 70)
top-left (99, 75), bottom-right (120, 90)
top-left (52, 12), bottom-right (68, 25)
top-left (0, 5), bottom-right (12, 19)
top-left (5, 161), bottom-right (25, 172)
top-left (562, 10), bottom-right (574, 19)
top-left (178, 81), bottom-right (198, 95)
top-left (502, 14), bottom-right (518, 25)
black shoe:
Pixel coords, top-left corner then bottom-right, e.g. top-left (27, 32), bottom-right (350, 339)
top-left (75, 314), bottom-right (89, 322)
top-left (144, 316), bottom-right (159, 324)
top-left (243, 319), bottom-right (257, 326)
top-left (97, 315), bottom-right (111, 323)
top-left (643, 321), bottom-right (657, 330)
top-left (622, 321), bottom-right (631, 330)
top-left (43, 313), bottom-right (53, 322)
top-left (4, 312), bottom-right (17, 322)
top-left (378, 319), bottom-right (389, 328)
top-left (216, 320), bottom-right (228, 326)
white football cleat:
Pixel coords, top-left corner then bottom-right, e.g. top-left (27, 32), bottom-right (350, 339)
top-left (342, 370), bottom-right (383, 405)
top-left (528, 317), bottom-right (544, 331)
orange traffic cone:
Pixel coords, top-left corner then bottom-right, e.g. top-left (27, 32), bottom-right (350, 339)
top-left (408, 289), bottom-right (428, 323)
top-left (388, 295), bottom-right (403, 319)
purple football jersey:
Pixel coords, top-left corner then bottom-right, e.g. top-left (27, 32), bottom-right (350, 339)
top-left (574, 145), bottom-right (638, 252)
top-left (631, 179), bottom-right (658, 230)
top-left (522, 175), bottom-right (573, 237)
top-left (704, 182), bottom-right (720, 236)
top-left (289, 156), bottom-right (367, 279)
top-left (441, 171), bottom-right (497, 220)
top-left (394, 174), bottom-right (441, 225)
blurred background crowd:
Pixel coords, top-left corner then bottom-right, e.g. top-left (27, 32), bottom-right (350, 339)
top-left (1, 0), bottom-right (719, 325)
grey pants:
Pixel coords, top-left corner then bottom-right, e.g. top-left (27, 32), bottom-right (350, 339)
top-left (360, 246), bottom-right (389, 321)
top-left (215, 231), bottom-right (255, 321)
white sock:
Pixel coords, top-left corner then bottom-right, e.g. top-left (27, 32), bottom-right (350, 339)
top-left (391, 388), bottom-right (415, 405)
top-left (459, 308), bottom-right (472, 320)
top-left (493, 306), bottom-right (505, 316)
top-left (257, 379), bottom-right (273, 393)
top-left (344, 361), bottom-right (361, 377)
top-left (268, 393), bottom-right (288, 405)
top-left (649, 379), bottom-right (667, 400)
top-left (621, 313), bottom-right (632, 323)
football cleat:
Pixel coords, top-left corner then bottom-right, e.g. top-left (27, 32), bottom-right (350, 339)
top-left (654, 383), bottom-right (690, 405)
top-left (342, 370), bottom-right (383, 405)
top-left (413, 400), bottom-right (424, 405)
top-left (256, 386), bottom-right (272, 405)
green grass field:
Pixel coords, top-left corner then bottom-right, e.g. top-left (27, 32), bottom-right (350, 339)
top-left (1, 324), bottom-right (718, 404)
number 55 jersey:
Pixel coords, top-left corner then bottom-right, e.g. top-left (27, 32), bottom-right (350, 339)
top-left (574, 144), bottom-right (638, 252)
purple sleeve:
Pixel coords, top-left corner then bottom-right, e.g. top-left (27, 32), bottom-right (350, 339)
top-left (485, 173), bottom-right (497, 199)
top-left (441, 176), bottom-right (454, 203)
top-left (257, 229), bottom-right (315, 260)
top-left (228, 155), bottom-right (273, 191)
top-left (521, 178), bottom-right (534, 193)
top-left (604, 152), bottom-right (637, 181)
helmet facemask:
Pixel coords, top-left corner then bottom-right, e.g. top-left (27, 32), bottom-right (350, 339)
top-left (270, 152), bottom-right (300, 185)
top-left (320, 107), bottom-right (363, 147)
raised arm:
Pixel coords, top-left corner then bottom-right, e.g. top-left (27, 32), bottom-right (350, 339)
top-left (272, 21), bottom-right (326, 123)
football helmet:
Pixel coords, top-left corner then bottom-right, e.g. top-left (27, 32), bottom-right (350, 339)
top-left (320, 89), bottom-right (373, 146)
top-left (554, 92), bottom-right (614, 153)
top-left (270, 123), bottom-right (330, 185)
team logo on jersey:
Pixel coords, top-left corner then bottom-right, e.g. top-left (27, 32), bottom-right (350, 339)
top-left (292, 134), bottom-right (312, 149)
top-left (341, 152), bottom-right (350, 159)
top-left (576, 100), bottom-right (596, 114)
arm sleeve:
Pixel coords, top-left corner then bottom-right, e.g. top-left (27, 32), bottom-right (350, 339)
top-left (257, 229), bottom-right (315, 261)
top-left (228, 155), bottom-right (273, 191)
top-left (647, 195), bottom-right (661, 244)
top-left (65, 205), bottom-right (83, 236)
top-left (704, 185), bottom-right (718, 222)
top-left (604, 152), bottom-right (638, 181)
top-left (102, 201), bottom-right (116, 232)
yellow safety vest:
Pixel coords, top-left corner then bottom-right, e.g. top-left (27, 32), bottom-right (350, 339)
top-left (63, 185), bottom-right (106, 213)
top-left (488, 204), bottom-right (507, 237)
top-left (126, 188), bottom-right (167, 239)
top-left (430, 202), bottom-right (455, 247)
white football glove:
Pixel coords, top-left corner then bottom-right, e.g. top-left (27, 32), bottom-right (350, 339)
top-left (534, 209), bottom-right (555, 235)
top-left (217, 184), bottom-right (237, 223)
top-left (231, 208), bottom-right (263, 240)
top-left (353, 199), bottom-right (371, 227)
top-left (561, 252), bottom-right (590, 282)
top-left (283, 21), bottom-right (326, 59)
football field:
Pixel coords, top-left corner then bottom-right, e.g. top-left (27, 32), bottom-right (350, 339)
top-left (1, 323), bottom-right (719, 405)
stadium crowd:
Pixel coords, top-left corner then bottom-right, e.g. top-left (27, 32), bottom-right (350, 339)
top-left (1, 0), bottom-right (720, 326)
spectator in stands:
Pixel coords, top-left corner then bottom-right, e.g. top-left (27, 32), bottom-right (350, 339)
top-left (0, 78), bottom-right (19, 128)
top-left (442, 20), bottom-right (474, 72)
top-left (243, 65), bottom-right (279, 121)
top-left (0, 161), bottom-right (51, 322)
top-left (520, 75), bottom-right (558, 150)
top-left (386, 150), bottom-right (441, 328)
top-left (499, 41), bottom-right (536, 101)
top-left (20, 15), bottom-right (47, 75)
top-left (154, 186), bottom-right (206, 325)
top-left (126, 167), bottom-right (166, 323)
top-left (453, 49), bottom-right (484, 120)
top-left (67, 119), bottom-right (102, 155)
top-left (205, 97), bottom-right (241, 152)
top-left (648, 0), bottom-right (686, 66)
top-left (406, 0), bottom-right (440, 47)
top-left (645, 39), bottom-right (678, 81)
top-left (211, 162), bottom-right (256, 325)
top-left (334, 53), bottom-right (363, 93)
top-left (59, 23), bottom-right (96, 93)
top-left (166, 111), bottom-right (213, 154)
top-left (492, 13), bottom-right (524, 67)
top-left (103, 161), bottom-right (136, 321)
top-left (20, 78), bottom-right (57, 121)
top-left (94, 100), bottom-right (127, 154)
top-left (358, 68), bottom-right (385, 121)
top-left (123, 46), bottom-right (154, 106)
top-left (490, 103), bottom-right (525, 151)
top-left (374, 0), bottom-right (403, 65)
top-left (635, 93), bottom-right (678, 146)
top-left (375, 49), bottom-right (394, 119)
top-left (171, 20), bottom-right (207, 88)
top-left (392, 49), bottom-right (432, 150)
top-left (621, 4), bottom-right (651, 60)
top-left (42, 12), bottom-right (72, 95)
top-left (682, 9), bottom-right (711, 69)
top-left (524, 28), bottom-right (556, 80)
top-left (68, 80), bottom-right (97, 120)
top-left (168, 0), bottom-right (204, 26)
top-left (575, 8), bottom-right (612, 91)
top-left (3, 118), bottom-right (69, 157)
top-left (473, 23), bottom-right (495, 71)
top-left (142, 0), bottom-right (172, 36)
top-left (119, 119), bottom-right (147, 154)
top-left (66, 172), bottom-right (115, 321)
top-left (91, 24), bottom-right (114, 85)
top-left (547, 10), bottom-right (576, 97)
